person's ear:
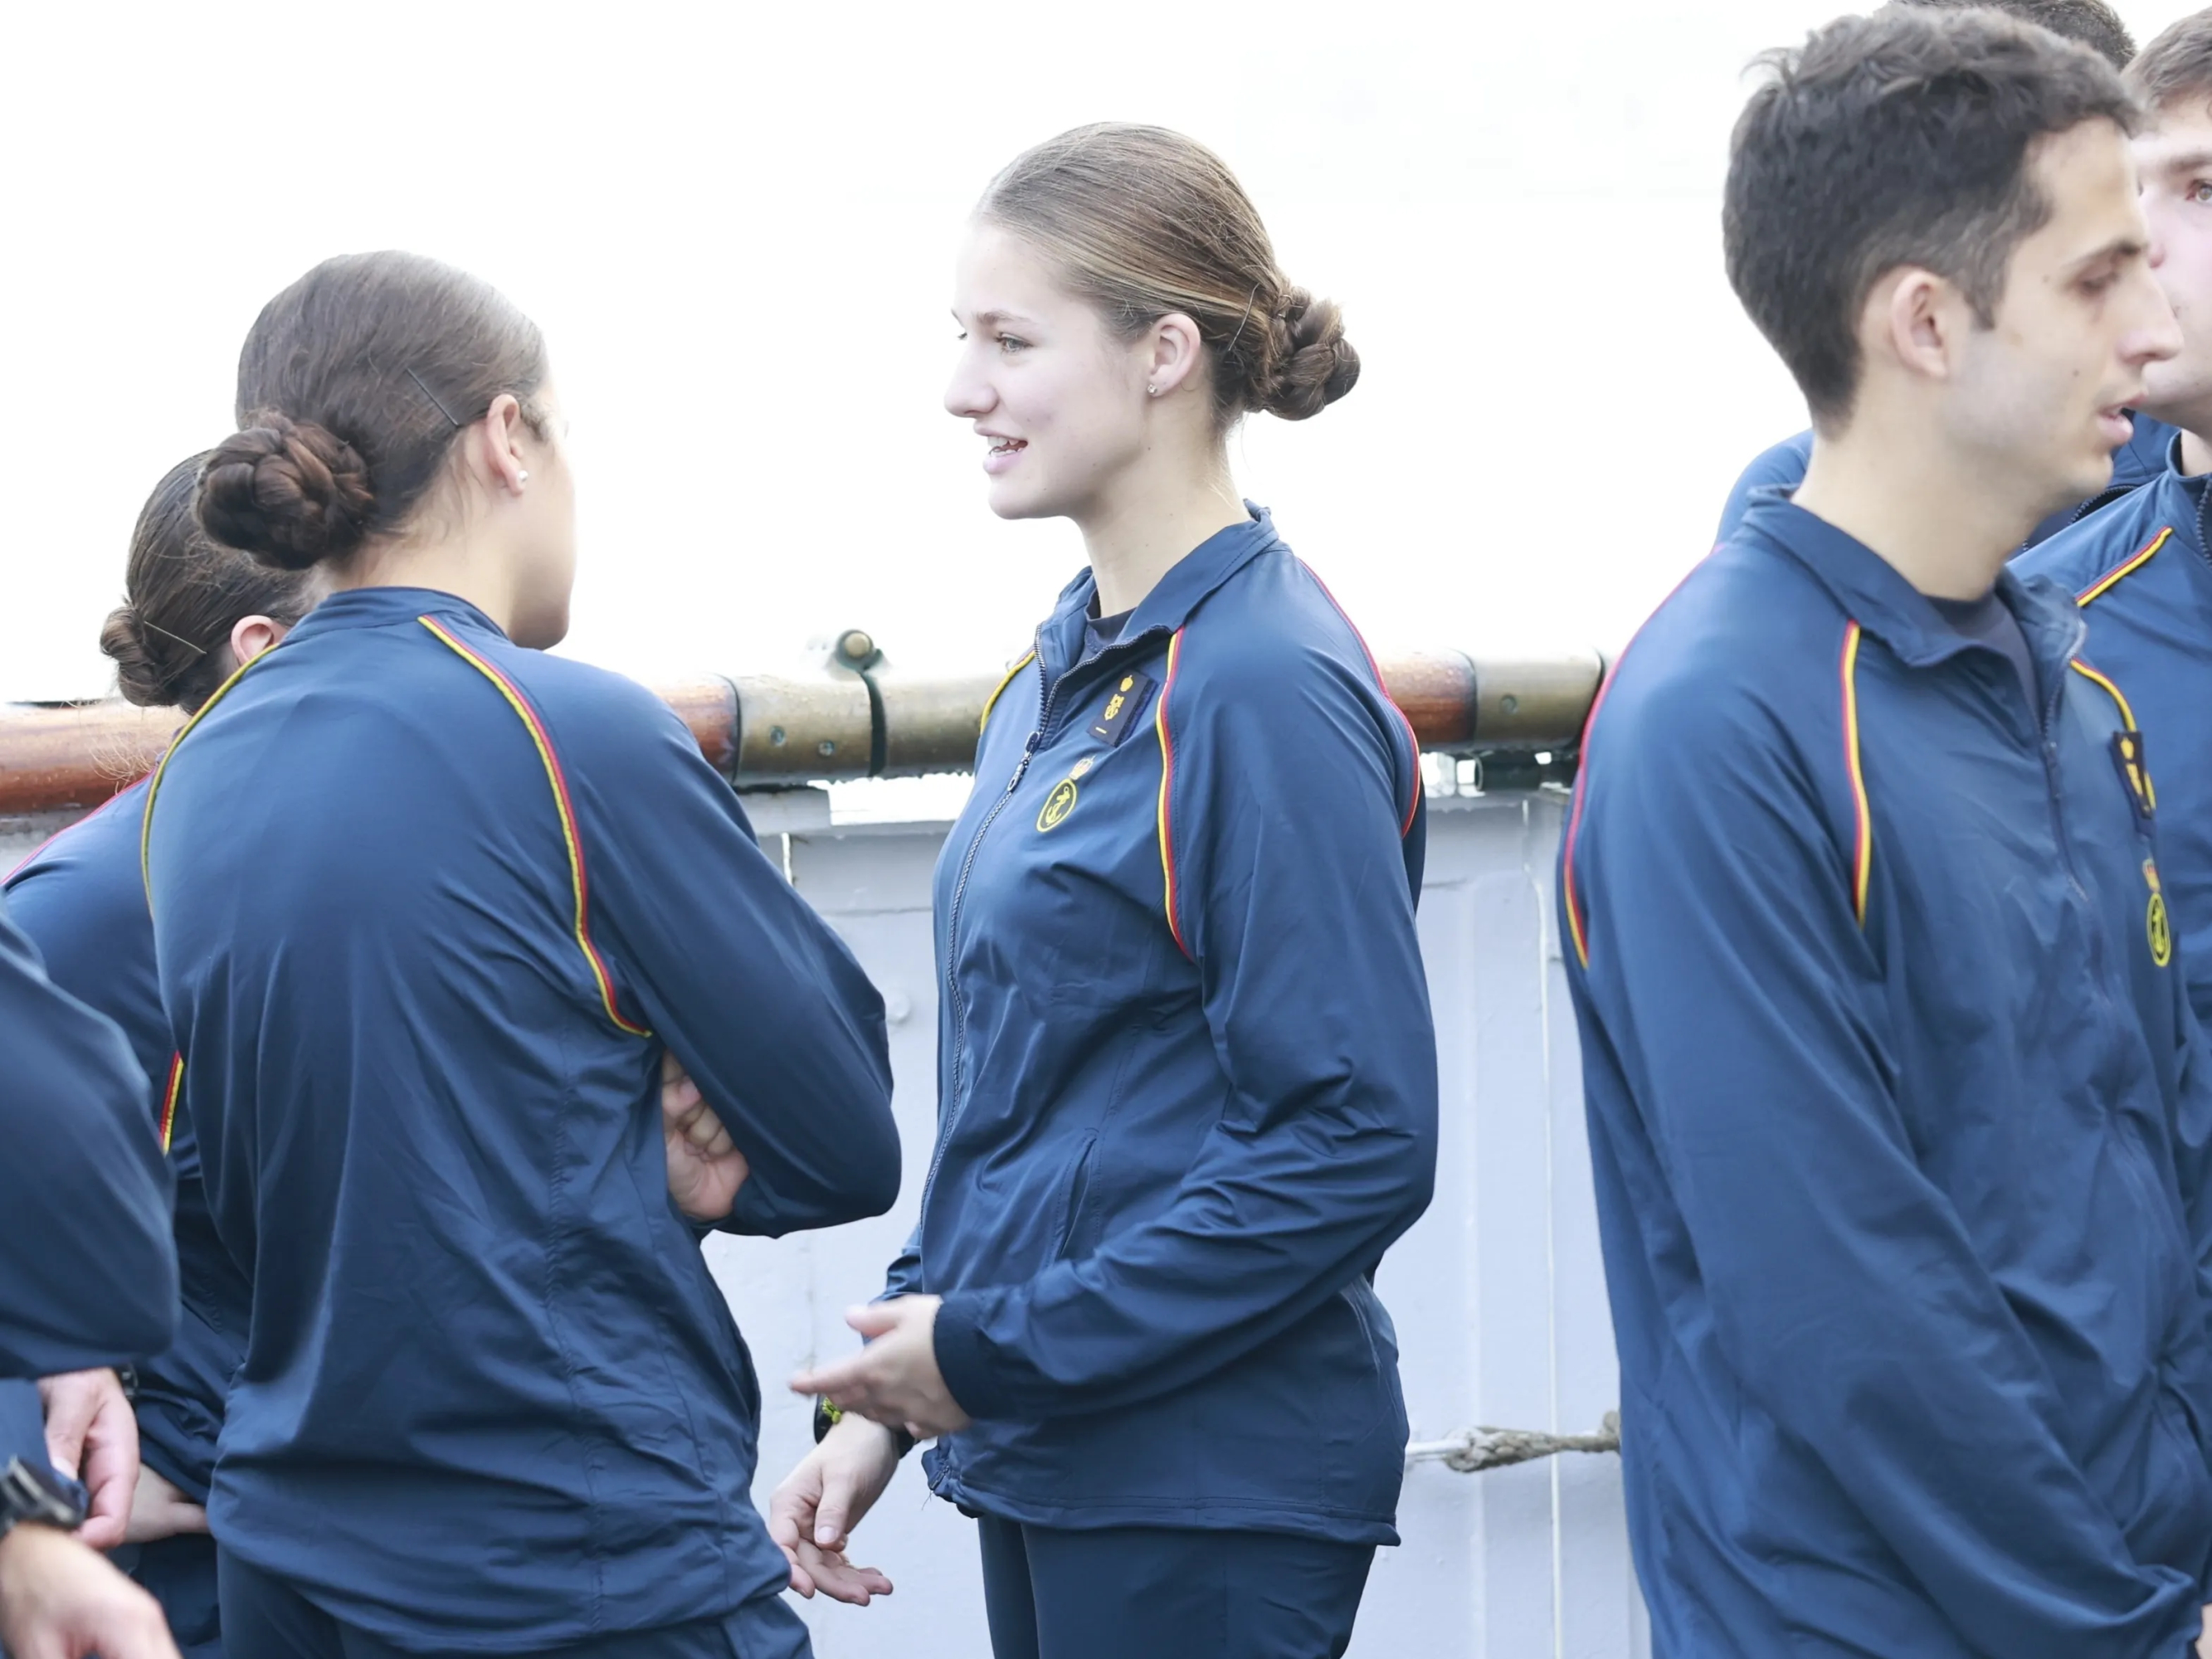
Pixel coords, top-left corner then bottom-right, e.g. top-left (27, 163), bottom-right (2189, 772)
top-left (228, 614), bottom-right (288, 666)
top-left (474, 392), bottom-right (531, 497)
top-left (1143, 313), bottom-right (1207, 401)
top-left (1877, 266), bottom-right (1962, 385)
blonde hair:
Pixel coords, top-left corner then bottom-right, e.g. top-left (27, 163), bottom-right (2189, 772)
top-left (980, 124), bottom-right (1358, 425)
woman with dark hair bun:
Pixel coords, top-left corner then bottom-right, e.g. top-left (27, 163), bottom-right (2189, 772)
top-left (778, 125), bottom-right (1438, 1659)
top-left (4, 454), bottom-right (317, 1659)
top-left (141, 251), bottom-right (902, 1658)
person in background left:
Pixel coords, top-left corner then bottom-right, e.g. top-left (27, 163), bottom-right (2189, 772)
top-left (0, 791), bottom-right (179, 1653)
top-left (1711, 0), bottom-right (2175, 548)
top-left (4, 454), bottom-right (324, 1658)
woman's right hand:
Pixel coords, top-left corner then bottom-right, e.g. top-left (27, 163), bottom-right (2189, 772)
top-left (122, 1467), bottom-right (208, 1545)
top-left (767, 1415), bottom-right (900, 1606)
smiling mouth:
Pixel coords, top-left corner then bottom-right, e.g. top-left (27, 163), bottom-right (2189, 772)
top-left (987, 436), bottom-right (1026, 457)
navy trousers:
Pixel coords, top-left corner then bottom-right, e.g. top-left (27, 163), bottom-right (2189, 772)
top-left (217, 1550), bottom-right (810, 1659)
top-left (114, 1535), bottom-right (222, 1658)
top-left (977, 1515), bottom-right (1375, 1659)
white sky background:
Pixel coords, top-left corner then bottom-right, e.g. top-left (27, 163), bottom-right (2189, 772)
top-left (2, 0), bottom-right (2205, 705)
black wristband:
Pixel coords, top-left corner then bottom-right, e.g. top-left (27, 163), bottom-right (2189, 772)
top-left (0, 1456), bottom-right (86, 1540)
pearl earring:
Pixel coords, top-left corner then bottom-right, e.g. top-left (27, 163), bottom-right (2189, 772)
top-left (1147, 384), bottom-right (1158, 397)
top-left (518, 469), bottom-right (529, 484)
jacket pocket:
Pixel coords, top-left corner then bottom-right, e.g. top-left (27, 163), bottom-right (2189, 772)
top-left (1053, 1134), bottom-right (1099, 1259)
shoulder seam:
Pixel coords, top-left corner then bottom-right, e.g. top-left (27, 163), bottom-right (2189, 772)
top-left (979, 650), bottom-right (1039, 736)
top-left (418, 617), bottom-right (654, 1039)
top-left (140, 653), bottom-right (270, 898)
top-left (2076, 526), bottom-right (2173, 606)
top-left (1153, 630), bottom-right (1191, 958)
top-left (1292, 559), bottom-right (1421, 837)
top-left (1839, 621), bottom-right (1872, 927)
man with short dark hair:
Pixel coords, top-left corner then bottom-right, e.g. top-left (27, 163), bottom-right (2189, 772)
top-left (1709, 0), bottom-right (2172, 547)
top-left (2024, 8), bottom-right (2212, 1042)
top-left (1562, 8), bottom-right (2212, 1655)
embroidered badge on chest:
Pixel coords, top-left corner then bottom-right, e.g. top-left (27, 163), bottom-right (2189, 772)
top-left (2146, 858), bottom-right (2174, 967)
top-left (1089, 671), bottom-right (1157, 746)
top-left (1038, 757), bottom-right (1093, 833)
top-left (2111, 728), bottom-right (2156, 825)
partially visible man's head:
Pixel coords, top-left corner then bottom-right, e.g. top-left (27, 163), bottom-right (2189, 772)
top-left (1895, 0), bottom-right (2135, 70)
top-left (2127, 11), bottom-right (2212, 435)
top-left (1726, 8), bottom-right (2174, 511)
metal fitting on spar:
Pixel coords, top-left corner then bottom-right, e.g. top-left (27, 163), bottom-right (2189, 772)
top-left (0, 637), bottom-right (1609, 816)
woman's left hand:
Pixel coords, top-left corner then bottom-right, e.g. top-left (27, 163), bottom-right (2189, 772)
top-left (661, 1051), bottom-right (750, 1222)
top-left (123, 1468), bottom-right (208, 1545)
top-left (791, 1297), bottom-right (973, 1441)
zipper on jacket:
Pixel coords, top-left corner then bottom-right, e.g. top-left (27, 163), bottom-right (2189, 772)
top-left (914, 617), bottom-right (1176, 1234)
top-left (918, 649), bottom-right (1061, 1222)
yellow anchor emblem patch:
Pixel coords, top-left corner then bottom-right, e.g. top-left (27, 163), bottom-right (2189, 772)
top-left (1037, 757), bottom-right (1094, 833)
top-left (2146, 859), bottom-right (2173, 967)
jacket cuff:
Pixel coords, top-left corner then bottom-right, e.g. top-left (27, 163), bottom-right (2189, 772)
top-left (933, 1290), bottom-right (1019, 1422)
top-left (0, 1379), bottom-right (50, 1476)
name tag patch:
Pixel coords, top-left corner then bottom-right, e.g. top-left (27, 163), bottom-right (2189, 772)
top-left (1090, 671), bottom-right (1157, 746)
top-left (2111, 728), bottom-right (2156, 825)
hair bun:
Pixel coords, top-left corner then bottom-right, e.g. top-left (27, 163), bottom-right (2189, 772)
top-left (1261, 289), bottom-right (1359, 421)
top-left (99, 603), bottom-right (183, 708)
top-left (197, 411), bottom-right (375, 571)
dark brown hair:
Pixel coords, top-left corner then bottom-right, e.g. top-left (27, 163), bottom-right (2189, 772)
top-left (1896, 0), bottom-right (2135, 69)
top-left (979, 124), bottom-right (1357, 425)
top-left (1725, 7), bottom-right (2138, 424)
top-left (2129, 10), bottom-right (2212, 113)
top-left (100, 454), bottom-right (319, 713)
top-left (198, 251), bottom-right (548, 572)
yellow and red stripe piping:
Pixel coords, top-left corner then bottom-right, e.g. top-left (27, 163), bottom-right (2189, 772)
top-left (1840, 621), bottom-right (1873, 927)
top-left (1154, 630), bottom-right (1190, 957)
top-left (2069, 657), bottom-right (2154, 809)
top-left (1558, 655), bottom-right (1624, 971)
top-left (140, 650), bottom-right (270, 896)
top-left (979, 651), bottom-right (1038, 735)
top-left (421, 618), bottom-right (653, 1039)
top-left (2076, 527), bottom-right (2171, 606)
top-left (158, 1053), bottom-right (183, 1153)
top-left (1300, 562), bottom-right (1422, 837)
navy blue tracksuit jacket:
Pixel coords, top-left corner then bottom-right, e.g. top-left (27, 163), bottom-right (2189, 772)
top-left (142, 586), bottom-right (899, 1651)
top-left (9, 777), bottom-right (236, 1506)
top-left (0, 891), bottom-right (173, 1380)
top-left (2021, 453), bottom-right (2212, 1039)
top-left (1562, 495), bottom-right (2212, 1656)
top-left (1714, 414), bottom-right (2176, 547)
top-left (890, 508), bottom-right (1439, 1544)
top-left (10, 778), bottom-right (236, 1653)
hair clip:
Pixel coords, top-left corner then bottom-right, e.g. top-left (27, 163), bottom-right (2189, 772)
top-left (407, 367), bottom-right (464, 430)
top-left (1221, 281), bottom-right (1264, 360)
top-left (139, 618), bottom-right (207, 658)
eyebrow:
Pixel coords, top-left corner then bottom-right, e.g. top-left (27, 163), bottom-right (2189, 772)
top-left (961, 309), bottom-right (1035, 328)
top-left (2153, 147), bottom-right (2212, 177)
top-left (2068, 233), bottom-right (2149, 274)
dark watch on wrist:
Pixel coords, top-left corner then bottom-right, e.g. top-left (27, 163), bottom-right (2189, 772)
top-left (0, 1456), bottom-right (87, 1540)
top-left (813, 1396), bottom-right (917, 1460)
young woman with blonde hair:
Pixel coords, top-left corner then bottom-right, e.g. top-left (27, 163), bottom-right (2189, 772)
top-left (779, 124), bottom-right (1439, 1659)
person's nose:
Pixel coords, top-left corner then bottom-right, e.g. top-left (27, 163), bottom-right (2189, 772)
top-left (2128, 266), bottom-right (2184, 368)
top-left (945, 348), bottom-right (994, 421)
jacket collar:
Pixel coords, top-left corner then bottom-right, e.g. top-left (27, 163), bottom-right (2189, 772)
top-left (1035, 504), bottom-right (1282, 681)
top-left (285, 585), bottom-right (508, 645)
top-left (2146, 446), bottom-right (2212, 562)
top-left (1737, 493), bottom-right (2084, 678)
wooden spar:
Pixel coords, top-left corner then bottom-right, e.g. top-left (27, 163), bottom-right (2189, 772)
top-left (0, 648), bottom-right (1603, 817)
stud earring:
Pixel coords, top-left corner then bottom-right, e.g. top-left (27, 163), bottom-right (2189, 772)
top-left (1147, 384), bottom-right (1158, 397)
top-left (518, 469), bottom-right (529, 484)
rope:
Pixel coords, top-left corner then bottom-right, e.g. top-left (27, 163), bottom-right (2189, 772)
top-left (1405, 1410), bottom-right (1620, 1474)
